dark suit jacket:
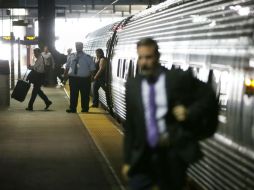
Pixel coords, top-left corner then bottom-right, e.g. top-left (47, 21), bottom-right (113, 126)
top-left (123, 67), bottom-right (218, 175)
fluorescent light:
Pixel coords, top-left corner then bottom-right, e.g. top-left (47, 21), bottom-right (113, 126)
top-left (111, 0), bottom-right (119, 5)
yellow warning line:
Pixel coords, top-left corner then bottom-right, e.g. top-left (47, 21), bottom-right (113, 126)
top-left (64, 85), bottom-right (125, 189)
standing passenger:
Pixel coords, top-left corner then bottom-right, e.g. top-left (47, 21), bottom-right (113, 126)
top-left (122, 38), bottom-right (218, 190)
top-left (91, 49), bottom-right (107, 108)
top-left (62, 48), bottom-right (72, 85)
top-left (26, 48), bottom-right (52, 111)
top-left (64, 42), bottom-right (96, 113)
top-left (66, 48), bottom-right (72, 62)
top-left (42, 46), bottom-right (56, 86)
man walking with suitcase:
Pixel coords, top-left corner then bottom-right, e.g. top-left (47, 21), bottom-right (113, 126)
top-left (26, 48), bottom-right (52, 111)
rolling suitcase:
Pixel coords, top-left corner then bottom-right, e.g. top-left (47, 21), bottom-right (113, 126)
top-left (11, 70), bottom-right (31, 102)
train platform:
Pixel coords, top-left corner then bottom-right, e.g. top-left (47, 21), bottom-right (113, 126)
top-left (0, 86), bottom-right (124, 190)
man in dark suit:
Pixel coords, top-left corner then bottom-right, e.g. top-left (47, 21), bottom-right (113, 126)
top-left (122, 38), bottom-right (218, 190)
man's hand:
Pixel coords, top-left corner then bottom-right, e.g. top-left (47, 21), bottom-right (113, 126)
top-left (172, 105), bottom-right (187, 122)
top-left (122, 164), bottom-right (130, 181)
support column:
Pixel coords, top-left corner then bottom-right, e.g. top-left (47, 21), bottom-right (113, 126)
top-left (10, 32), bottom-right (14, 89)
top-left (38, 0), bottom-right (55, 51)
top-left (18, 38), bottom-right (21, 79)
top-left (38, 0), bottom-right (56, 86)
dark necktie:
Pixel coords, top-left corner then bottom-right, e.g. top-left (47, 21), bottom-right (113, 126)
top-left (147, 83), bottom-right (159, 148)
top-left (74, 56), bottom-right (79, 75)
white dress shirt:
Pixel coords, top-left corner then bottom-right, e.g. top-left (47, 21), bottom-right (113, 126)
top-left (42, 52), bottom-right (55, 68)
top-left (29, 55), bottom-right (45, 73)
top-left (66, 52), bottom-right (96, 77)
top-left (142, 73), bottom-right (168, 136)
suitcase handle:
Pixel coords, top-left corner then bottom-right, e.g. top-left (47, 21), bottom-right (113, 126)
top-left (22, 69), bottom-right (29, 81)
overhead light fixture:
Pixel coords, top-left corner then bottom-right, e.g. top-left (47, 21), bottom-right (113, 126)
top-left (95, 0), bottom-right (119, 15)
top-left (111, 0), bottom-right (119, 5)
top-left (12, 9), bottom-right (28, 16)
top-left (24, 36), bottom-right (37, 41)
top-left (2, 36), bottom-right (13, 41)
top-left (13, 20), bottom-right (28, 26)
top-left (96, 7), bottom-right (108, 15)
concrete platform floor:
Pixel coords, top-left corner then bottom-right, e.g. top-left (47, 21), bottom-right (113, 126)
top-left (0, 86), bottom-right (119, 190)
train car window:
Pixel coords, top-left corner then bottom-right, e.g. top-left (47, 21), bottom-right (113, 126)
top-left (207, 70), bottom-right (214, 84)
top-left (188, 67), bottom-right (200, 77)
top-left (160, 60), bottom-right (167, 68)
top-left (122, 59), bottom-right (126, 79)
top-left (213, 69), bottom-right (230, 113)
top-left (135, 60), bottom-right (141, 76)
top-left (171, 65), bottom-right (176, 70)
top-left (128, 60), bottom-right (133, 78)
top-left (172, 65), bottom-right (181, 69)
top-left (197, 67), bottom-right (209, 82)
top-left (132, 59), bottom-right (136, 77)
top-left (117, 59), bottom-right (121, 77)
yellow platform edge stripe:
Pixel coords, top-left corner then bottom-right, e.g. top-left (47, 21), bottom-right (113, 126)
top-left (64, 86), bottom-right (125, 190)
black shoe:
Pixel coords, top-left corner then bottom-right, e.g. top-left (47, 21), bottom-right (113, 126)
top-left (66, 109), bottom-right (77, 113)
top-left (45, 101), bottom-right (52, 110)
top-left (25, 107), bottom-right (33, 111)
top-left (81, 109), bottom-right (89, 113)
top-left (90, 104), bottom-right (98, 108)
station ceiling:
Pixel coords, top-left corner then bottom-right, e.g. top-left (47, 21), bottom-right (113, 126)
top-left (0, 0), bottom-right (165, 18)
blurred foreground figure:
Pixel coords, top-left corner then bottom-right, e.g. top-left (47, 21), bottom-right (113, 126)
top-left (122, 38), bottom-right (219, 190)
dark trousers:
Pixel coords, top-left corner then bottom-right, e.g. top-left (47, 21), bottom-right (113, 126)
top-left (69, 76), bottom-right (91, 111)
top-left (44, 65), bottom-right (57, 86)
top-left (129, 147), bottom-right (187, 190)
top-left (92, 79), bottom-right (105, 106)
top-left (56, 67), bottom-right (64, 82)
top-left (28, 83), bottom-right (50, 109)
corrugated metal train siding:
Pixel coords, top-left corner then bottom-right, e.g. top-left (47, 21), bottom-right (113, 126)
top-left (110, 0), bottom-right (254, 189)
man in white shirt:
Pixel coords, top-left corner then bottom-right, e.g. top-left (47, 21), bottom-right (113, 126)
top-left (26, 48), bottom-right (52, 111)
top-left (64, 42), bottom-right (96, 113)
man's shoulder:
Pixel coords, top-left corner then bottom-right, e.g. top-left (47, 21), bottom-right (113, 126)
top-left (165, 68), bottom-right (195, 80)
top-left (126, 76), bottom-right (141, 89)
top-left (37, 55), bottom-right (44, 62)
top-left (82, 53), bottom-right (94, 61)
top-left (83, 52), bottom-right (92, 58)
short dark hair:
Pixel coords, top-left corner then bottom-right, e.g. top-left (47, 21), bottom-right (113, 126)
top-left (96, 48), bottom-right (104, 58)
top-left (33, 48), bottom-right (41, 54)
top-left (75, 42), bottom-right (83, 47)
top-left (137, 38), bottom-right (160, 59)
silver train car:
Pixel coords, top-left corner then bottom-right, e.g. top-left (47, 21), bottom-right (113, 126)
top-left (84, 0), bottom-right (254, 189)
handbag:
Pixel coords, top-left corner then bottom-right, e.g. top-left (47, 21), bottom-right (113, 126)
top-left (26, 70), bottom-right (39, 84)
top-left (26, 56), bottom-right (46, 84)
